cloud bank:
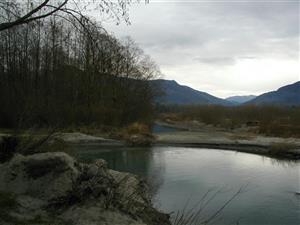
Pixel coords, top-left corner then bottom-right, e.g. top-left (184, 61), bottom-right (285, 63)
top-left (104, 0), bottom-right (299, 97)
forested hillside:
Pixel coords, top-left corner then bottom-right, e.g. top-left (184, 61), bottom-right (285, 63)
top-left (0, 8), bottom-right (160, 128)
top-left (150, 79), bottom-right (231, 105)
top-left (247, 81), bottom-right (300, 106)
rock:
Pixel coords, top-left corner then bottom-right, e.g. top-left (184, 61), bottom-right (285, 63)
top-left (0, 152), bottom-right (170, 225)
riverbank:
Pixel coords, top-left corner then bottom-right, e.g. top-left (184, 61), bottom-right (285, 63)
top-left (52, 129), bottom-right (300, 160)
top-left (0, 152), bottom-right (171, 225)
top-left (1, 125), bottom-right (300, 160)
top-left (154, 121), bottom-right (300, 160)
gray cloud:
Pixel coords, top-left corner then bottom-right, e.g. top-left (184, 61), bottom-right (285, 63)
top-left (194, 57), bottom-right (236, 65)
top-left (104, 1), bottom-right (299, 97)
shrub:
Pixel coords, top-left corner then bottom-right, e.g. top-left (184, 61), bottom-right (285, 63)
top-left (125, 122), bottom-right (151, 135)
top-left (268, 143), bottom-right (297, 155)
top-left (119, 123), bottom-right (154, 146)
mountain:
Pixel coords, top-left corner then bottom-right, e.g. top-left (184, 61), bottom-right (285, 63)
top-left (150, 79), bottom-right (232, 105)
top-left (226, 95), bottom-right (257, 104)
top-left (247, 81), bottom-right (300, 106)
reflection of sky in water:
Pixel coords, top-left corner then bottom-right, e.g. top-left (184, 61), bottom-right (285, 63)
top-left (72, 145), bottom-right (300, 225)
top-left (153, 148), bottom-right (299, 225)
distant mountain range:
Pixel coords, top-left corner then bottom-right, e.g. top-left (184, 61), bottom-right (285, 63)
top-left (150, 79), bottom-right (231, 105)
top-left (226, 95), bottom-right (257, 104)
top-left (151, 79), bottom-right (300, 106)
top-left (247, 81), bottom-right (300, 106)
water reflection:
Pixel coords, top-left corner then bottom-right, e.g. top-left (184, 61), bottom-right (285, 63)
top-left (71, 145), bottom-right (300, 225)
top-left (71, 144), bottom-right (166, 197)
top-left (268, 157), bottom-right (299, 168)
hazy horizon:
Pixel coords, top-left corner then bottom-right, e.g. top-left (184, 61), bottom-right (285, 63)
top-left (103, 0), bottom-right (299, 98)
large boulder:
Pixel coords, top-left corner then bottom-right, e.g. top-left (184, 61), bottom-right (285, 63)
top-left (0, 152), bottom-right (170, 225)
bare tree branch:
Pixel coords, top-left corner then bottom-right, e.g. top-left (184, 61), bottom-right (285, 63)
top-left (0, 0), bottom-right (68, 31)
top-left (0, 0), bottom-right (140, 32)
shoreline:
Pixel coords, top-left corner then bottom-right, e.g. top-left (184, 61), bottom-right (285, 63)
top-left (153, 121), bottom-right (300, 160)
top-left (1, 129), bottom-right (300, 160)
top-left (153, 141), bottom-right (300, 160)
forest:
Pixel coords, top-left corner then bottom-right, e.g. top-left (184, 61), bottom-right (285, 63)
top-left (0, 0), bottom-right (160, 129)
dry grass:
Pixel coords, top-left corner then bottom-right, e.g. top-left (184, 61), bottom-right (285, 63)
top-left (125, 122), bottom-right (151, 135)
top-left (117, 123), bottom-right (154, 146)
top-left (172, 186), bottom-right (247, 225)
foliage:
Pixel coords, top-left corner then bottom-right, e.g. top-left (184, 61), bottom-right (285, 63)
top-left (0, 11), bottom-right (160, 129)
top-left (125, 122), bottom-right (151, 135)
top-left (157, 105), bottom-right (300, 137)
top-left (116, 122), bottom-right (154, 146)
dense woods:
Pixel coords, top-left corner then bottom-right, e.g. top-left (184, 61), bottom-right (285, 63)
top-left (0, 1), bottom-right (160, 128)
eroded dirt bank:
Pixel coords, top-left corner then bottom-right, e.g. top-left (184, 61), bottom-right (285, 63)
top-left (0, 152), bottom-right (171, 225)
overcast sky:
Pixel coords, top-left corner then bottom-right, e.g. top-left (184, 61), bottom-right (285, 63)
top-left (104, 0), bottom-right (299, 98)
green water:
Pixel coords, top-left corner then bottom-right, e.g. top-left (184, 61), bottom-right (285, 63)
top-left (71, 145), bottom-right (300, 225)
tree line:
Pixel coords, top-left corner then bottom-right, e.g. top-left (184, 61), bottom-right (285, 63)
top-left (0, 1), bottom-right (160, 128)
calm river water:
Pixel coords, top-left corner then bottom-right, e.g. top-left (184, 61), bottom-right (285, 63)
top-left (71, 145), bottom-right (300, 225)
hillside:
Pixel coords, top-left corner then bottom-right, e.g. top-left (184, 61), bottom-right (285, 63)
top-left (226, 95), bottom-right (257, 104)
top-left (248, 81), bottom-right (300, 106)
top-left (151, 79), bottom-right (231, 105)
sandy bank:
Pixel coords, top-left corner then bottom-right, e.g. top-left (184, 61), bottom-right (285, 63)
top-left (154, 122), bottom-right (300, 160)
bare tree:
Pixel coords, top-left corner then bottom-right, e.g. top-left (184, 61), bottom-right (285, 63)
top-left (0, 0), bottom-right (140, 32)
top-left (0, 8), bottom-right (160, 128)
